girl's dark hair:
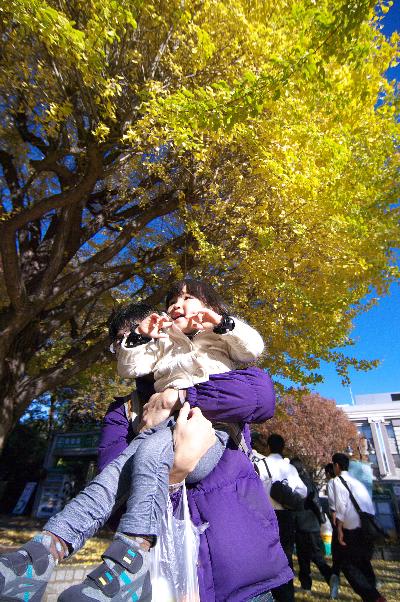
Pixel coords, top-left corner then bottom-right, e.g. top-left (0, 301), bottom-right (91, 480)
top-left (165, 279), bottom-right (229, 314)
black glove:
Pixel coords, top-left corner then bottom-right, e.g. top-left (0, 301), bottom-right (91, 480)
top-left (125, 330), bottom-right (152, 348)
top-left (213, 314), bottom-right (235, 334)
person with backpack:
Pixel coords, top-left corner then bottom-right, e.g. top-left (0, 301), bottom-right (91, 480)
top-left (264, 434), bottom-right (307, 602)
top-left (332, 452), bottom-right (386, 602)
top-left (290, 458), bottom-right (339, 599)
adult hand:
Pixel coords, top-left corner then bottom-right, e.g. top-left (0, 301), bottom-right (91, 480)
top-left (137, 313), bottom-right (172, 339)
top-left (140, 389), bottom-right (180, 430)
top-left (170, 403), bottom-right (216, 484)
top-left (337, 522), bottom-right (346, 546)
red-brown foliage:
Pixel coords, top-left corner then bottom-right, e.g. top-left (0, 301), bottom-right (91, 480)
top-left (253, 390), bottom-right (358, 480)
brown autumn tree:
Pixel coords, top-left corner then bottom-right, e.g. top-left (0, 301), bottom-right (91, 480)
top-left (253, 391), bottom-right (358, 481)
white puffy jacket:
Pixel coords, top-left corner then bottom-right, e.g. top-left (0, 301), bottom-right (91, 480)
top-left (117, 317), bottom-right (264, 392)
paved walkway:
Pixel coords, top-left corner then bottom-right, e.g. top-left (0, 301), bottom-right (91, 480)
top-left (44, 564), bottom-right (95, 601)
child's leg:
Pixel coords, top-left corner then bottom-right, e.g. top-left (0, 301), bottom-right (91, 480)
top-left (119, 427), bottom-right (228, 535)
top-left (56, 428), bottom-right (176, 602)
top-left (0, 423), bottom-right (170, 601)
top-left (117, 426), bottom-right (175, 537)
top-left (57, 428), bottom-right (229, 602)
top-left (44, 422), bottom-right (171, 552)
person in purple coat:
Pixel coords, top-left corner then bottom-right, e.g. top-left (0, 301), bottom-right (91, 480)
top-left (99, 373), bottom-right (293, 602)
top-left (0, 281), bottom-right (291, 602)
top-left (94, 281), bottom-right (292, 601)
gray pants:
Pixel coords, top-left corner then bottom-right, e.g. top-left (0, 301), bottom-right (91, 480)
top-left (44, 420), bottom-right (228, 552)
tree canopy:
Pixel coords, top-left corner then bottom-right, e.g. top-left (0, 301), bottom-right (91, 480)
top-left (0, 0), bottom-right (399, 448)
top-left (252, 391), bottom-right (359, 480)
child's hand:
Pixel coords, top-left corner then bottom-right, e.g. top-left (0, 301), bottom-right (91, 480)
top-left (137, 313), bottom-right (172, 339)
top-left (186, 308), bottom-right (222, 331)
top-left (139, 389), bottom-right (180, 431)
top-left (42, 531), bottom-right (69, 562)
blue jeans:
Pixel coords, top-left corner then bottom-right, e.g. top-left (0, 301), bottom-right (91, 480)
top-left (44, 419), bottom-right (228, 552)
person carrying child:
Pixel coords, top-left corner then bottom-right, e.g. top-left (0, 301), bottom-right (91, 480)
top-left (0, 279), bottom-right (292, 602)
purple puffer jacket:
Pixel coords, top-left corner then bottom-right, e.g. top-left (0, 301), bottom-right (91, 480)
top-left (98, 368), bottom-right (292, 602)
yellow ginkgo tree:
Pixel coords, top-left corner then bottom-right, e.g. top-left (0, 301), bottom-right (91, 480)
top-left (0, 0), bottom-right (398, 447)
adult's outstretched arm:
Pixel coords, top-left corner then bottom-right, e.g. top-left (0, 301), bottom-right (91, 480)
top-left (98, 367), bottom-right (275, 471)
top-left (186, 367), bottom-right (275, 424)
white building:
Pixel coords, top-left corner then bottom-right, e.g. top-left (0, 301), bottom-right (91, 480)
top-left (339, 391), bottom-right (400, 539)
top-left (339, 391), bottom-right (400, 482)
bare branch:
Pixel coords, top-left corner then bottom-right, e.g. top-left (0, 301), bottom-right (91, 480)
top-left (2, 145), bottom-right (102, 230)
top-left (52, 194), bottom-right (180, 298)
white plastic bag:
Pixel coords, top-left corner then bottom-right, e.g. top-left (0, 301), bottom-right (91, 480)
top-left (150, 482), bottom-right (207, 602)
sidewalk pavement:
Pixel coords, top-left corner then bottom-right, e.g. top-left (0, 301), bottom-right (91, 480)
top-left (44, 564), bottom-right (95, 602)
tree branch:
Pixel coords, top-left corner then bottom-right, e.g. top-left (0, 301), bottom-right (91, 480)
top-left (2, 144), bottom-right (102, 231)
top-left (0, 150), bottom-right (20, 203)
top-left (15, 111), bottom-right (50, 157)
top-left (16, 336), bottom-right (109, 402)
top-left (0, 229), bottom-right (28, 309)
top-left (33, 206), bottom-right (76, 298)
top-left (38, 234), bottom-right (188, 338)
top-left (52, 194), bottom-right (180, 298)
top-left (30, 154), bottom-right (76, 186)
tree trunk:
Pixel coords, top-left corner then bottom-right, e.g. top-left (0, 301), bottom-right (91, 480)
top-left (0, 392), bottom-right (17, 454)
top-left (48, 393), bottom-right (56, 436)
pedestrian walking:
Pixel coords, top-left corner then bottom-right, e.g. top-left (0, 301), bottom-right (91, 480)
top-left (332, 452), bottom-right (387, 602)
top-left (290, 458), bottom-right (339, 599)
top-left (324, 462), bottom-right (341, 599)
top-left (264, 435), bottom-right (307, 602)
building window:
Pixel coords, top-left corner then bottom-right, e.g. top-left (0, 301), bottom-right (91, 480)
top-left (360, 423), bottom-right (372, 439)
top-left (390, 393), bottom-right (400, 401)
top-left (386, 422), bottom-right (400, 469)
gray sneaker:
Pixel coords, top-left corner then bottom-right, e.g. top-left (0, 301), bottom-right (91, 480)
top-left (0, 539), bottom-right (55, 601)
top-left (58, 537), bottom-right (151, 602)
top-left (329, 573), bottom-right (340, 600)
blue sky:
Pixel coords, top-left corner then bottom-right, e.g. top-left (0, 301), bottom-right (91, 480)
top-left (312, 282), bottom-right (400, 404)
top-left (310, 4), bottom-right (400, 405)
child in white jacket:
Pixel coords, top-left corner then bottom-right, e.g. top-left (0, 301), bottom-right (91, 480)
top-left (117, 283), bottom-right (263, 392)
